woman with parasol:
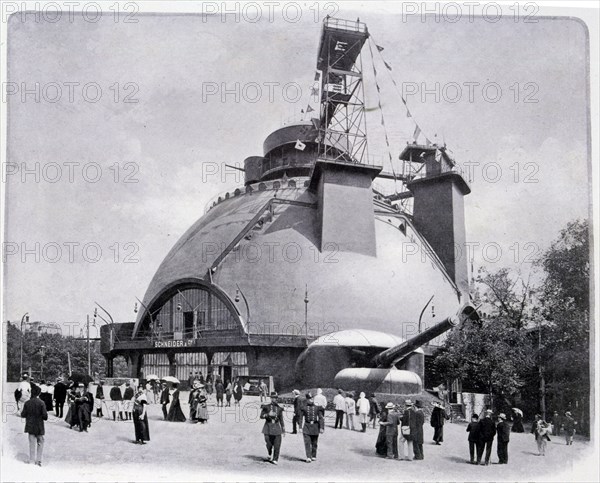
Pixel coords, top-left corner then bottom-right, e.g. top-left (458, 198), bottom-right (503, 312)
top-left (164, 377), bottom-right (186, 422)
top-left (511, 408), bottom-right (524, 433)
top-left (189, 381), bottom-right (209, 423)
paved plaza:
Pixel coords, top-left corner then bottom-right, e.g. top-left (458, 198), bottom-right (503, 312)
top-left (1, 385), bottom-right (595, 482)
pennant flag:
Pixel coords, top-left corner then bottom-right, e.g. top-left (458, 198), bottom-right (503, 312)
top-left (384, 61), bottom-right (392, 71)
top-left (306, 105), bottom-right (314, 113)
top-left (406, 108), bottom-right (412, 118)
top-left (301, 109), bottom-right (305, 114)
top-left (413, 125), bottom-right (421, 141)
top-left (376, 44), bottom-right (384, 52)
top-left (295, 139), bottom-right (306, 151)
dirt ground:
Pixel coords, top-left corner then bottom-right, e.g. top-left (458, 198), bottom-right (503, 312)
top-left (1, 384), bottom-right (597, 482)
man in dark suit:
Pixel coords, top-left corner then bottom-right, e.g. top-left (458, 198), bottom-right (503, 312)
top-left (292, 390), bottom-right (304, 434)
top-left (260, 391), bottom-right (285, 465)
top-left (21, 385), bottom-right (48, 466)
top-left (160, 382), bottom-right (170, 420)
top-left (53, 378), bottom-right (67, 418)
top-left (410, 400), bottom-right (426, 460)
top-left (300, 393), bottom-right (324, 462)
top-left (496, 413), bottom-right (510, 464)
top-left (95, 380), bottom-right (105, 418)
top-left (477, 409), bottom-right (497, 465)
top-left (123, 382), bottom-right (135, 420)
top-left (430, 402), bottom-right (448, 444)
top-left (109, 382), bottom-right (124, 421)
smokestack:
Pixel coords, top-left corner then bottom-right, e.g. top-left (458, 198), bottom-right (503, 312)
top-left (309, 159), bottom-right (381, 256)
top-left (404, 145), bottom-right (471, 295)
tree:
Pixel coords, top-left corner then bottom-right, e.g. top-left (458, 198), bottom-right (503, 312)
top-left (433, 265), bottom-right (536, 411)
top-left (537, 219), bottom-right (590, 433)
top-left (4, 321), bottom-right (107, 382)
top-left (474, 267), bottom-right (533, 330)
top-left (434, 316), bottom-right (534, 404)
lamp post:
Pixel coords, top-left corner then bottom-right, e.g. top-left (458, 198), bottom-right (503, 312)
top-left (20, 313), bottom-right (29, 376)
top-left (40, 345), bottom-right (46, 380)
top-left (304, 285), bottom-right (309, 345)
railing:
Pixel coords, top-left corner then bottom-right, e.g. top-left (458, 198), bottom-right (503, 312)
top-left (324, 17), bottom-right (367, 34)
top-left (204, 177), bottom-right (311, 214)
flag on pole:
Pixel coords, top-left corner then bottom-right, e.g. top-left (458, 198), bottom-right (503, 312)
top-left (413, 125), bottom-right (421, 142)
top-left (295, 139), bottom-right (306, 151)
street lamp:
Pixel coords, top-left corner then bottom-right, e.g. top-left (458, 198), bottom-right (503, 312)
top-left (20, 313), bottom-right (29, 376)
top-left (304, 285), bottom-right (309, 345)
top-left (40, 345), bottom-right (45, 380)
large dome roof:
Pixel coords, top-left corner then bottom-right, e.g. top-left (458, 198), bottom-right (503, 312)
top-left (133, 177), bottom-right (462, 341)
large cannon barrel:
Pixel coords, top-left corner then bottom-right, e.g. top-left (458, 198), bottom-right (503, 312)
top-left (373, 303), bottom-right (480, 368)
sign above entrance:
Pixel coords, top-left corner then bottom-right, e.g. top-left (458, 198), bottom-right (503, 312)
top-left (153, 339), bottom-right (195, 349)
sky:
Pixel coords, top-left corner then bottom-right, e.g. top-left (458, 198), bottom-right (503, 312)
top-left (2, 2), bottom-right (595, 325)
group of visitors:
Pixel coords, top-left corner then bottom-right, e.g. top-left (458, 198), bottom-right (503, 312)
top-left (19, 372), bottom-right (583, 469)
top-left (465, 410), bottom-right (510, 465)
top-left (530, 410), bottom-right (577, 453)
top-left (376, 399), bottom-right (426, 460)
top-left (260, 390), bottom-right (326, 464)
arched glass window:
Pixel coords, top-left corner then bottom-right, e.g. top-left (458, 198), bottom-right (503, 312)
top-left (147, 286), bottom-right (239, 340)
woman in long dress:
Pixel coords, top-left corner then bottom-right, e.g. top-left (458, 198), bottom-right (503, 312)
top-left (133, 386), bottom-right (150, 444)
top-left (535, 420), bottom-right (551, 455)
top-left (511, 408), bottom-right (525, 432)
top-left (65, 386), bottom-right (79, 429)
top-left (166, 383), bottom-right (186, 422)
top-left (188, 381), bottom-right (202, 422)
top-left (233, 379), bottom-right (243, 406)
top-left (375, 404), bottom-right (391, 456)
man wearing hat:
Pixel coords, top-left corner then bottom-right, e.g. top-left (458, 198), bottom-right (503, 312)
top-left (300, 393), bottom-right (325, 462)
top-left (410, 400), bottom-right (426, 460)
top-left (291, 389), bottom-right (304, 434)
top-left (95, 380), bottom-right (105, 418)
top-left (380, 403), bottom-right (400, 459)
top-left (430, 401), bottom-right (448, 445)
top-left (477, 409), bottom-right (497, 465)
top-left (333, 389), bottom-right (346, 429)
top-left (496, 413), bottom-right (510, 464)
top-left (399, 399), bottom-right (415, 461)
top-left (563, 411), bottom-right (577, 445)
top-left (260, 392), bottom-right (285, 464)
top-left (53, 377), bottom-right (67, 418)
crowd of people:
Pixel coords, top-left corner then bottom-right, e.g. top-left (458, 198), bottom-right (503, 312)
top-left (16, 372), bottom-right (582, 468)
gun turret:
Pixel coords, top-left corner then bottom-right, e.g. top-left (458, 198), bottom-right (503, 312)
top-left (372, 303), bottom-right (480, 368)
